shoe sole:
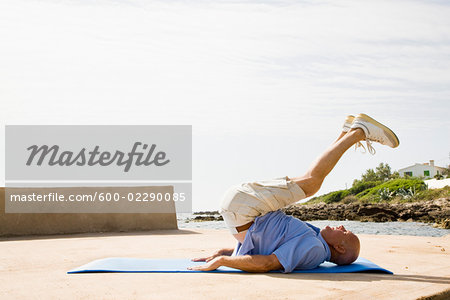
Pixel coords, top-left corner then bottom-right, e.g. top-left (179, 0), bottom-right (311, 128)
top-left (343, 115), bottom-right (355, 132)
top-left (357, 113), bottom-right (400, 148)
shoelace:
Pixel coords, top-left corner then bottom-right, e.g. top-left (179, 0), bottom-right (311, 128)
top-left (354, 140), bottom-right (376, 155)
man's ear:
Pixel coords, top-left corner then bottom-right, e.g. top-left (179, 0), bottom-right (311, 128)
top-left (333, 243), bottom-right (346, 254)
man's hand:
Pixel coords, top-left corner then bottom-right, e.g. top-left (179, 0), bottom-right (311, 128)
top-left (188, 254), bottom-right (282, 273)
top-left (188, 256), bottom-right (223, 271)
top-left (191, 248), bottom-right (234, 262)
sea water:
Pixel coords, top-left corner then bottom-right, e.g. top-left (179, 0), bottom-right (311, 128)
top-left (177, 215), bottom-right (449, 237)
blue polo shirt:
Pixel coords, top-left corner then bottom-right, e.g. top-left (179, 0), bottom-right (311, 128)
top-left (232, 210), bottom-right (331, 273)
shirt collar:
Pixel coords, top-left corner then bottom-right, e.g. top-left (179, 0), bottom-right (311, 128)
top-left (233, 224), bottom-right (256, 256)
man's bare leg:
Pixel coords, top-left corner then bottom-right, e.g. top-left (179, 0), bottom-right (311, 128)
top-left (291, 128), bottom-right (365, 198)
top-left (333, 131), bottom-right (347, 144)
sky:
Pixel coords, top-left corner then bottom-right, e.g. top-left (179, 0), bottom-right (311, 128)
top-left (1, 0), bottom-right (449, 211)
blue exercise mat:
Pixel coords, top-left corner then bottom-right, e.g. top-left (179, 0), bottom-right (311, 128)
top-left (67, 257), bottom-right (392, 274)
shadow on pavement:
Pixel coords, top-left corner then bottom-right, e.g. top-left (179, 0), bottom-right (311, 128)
top-left (0, 229), bottom-right (200, 242)
top-left (264, 272), bottom-right (450, 285)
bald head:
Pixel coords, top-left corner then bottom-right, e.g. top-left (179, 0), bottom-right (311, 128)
top-left (334, 233), bottom-right (360, 265)
top-left (320, 225), bottom-right (360, 265)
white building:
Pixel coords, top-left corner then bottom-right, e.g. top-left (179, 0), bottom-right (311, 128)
top-left (424, 178), bottom-right (450, 189)
top-left (398, 160), bottom-right (447, 179)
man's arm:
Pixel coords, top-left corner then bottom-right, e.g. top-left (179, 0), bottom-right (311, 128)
top-left (188, 254), bottom-right (282, 273)
top-left (191, 248), bottom-right (235, 262)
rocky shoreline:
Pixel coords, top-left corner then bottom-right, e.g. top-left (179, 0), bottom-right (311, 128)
top-left (191, 198), bottom-right (450, 229)
top-left (285, 198), bottom-right (450, 229)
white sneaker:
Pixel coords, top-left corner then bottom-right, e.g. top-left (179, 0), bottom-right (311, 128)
top-left (351, 114), bottom-right (400, 151)
top-left (342, 115), bottom-right (368, 153)
top-left (342, 115), bottom-right (355, 132)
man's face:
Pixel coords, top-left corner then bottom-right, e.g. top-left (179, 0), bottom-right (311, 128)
top-left (320, 225), bottom-right (357, 246)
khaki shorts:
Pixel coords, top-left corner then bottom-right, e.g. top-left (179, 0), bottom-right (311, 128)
top-left (219, 176), bottom-right (306, 234)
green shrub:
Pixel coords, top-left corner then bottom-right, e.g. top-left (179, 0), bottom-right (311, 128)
top-left (342, 195), bottom-right (358, 204)
top-left (434, 173), bottom-right (444, 180)
top-left (358, 178), bottom-right (425, 200)
top-left (378, 187), bottom-right (395, 201)
top-left (396, 186), bottom-right (418, 201)
top-left (348, 180), bottom-right (381, 195)
top-left (415, 186), bottom-right (450, 201)
top-left (305, 178), bottom-right (445, 205)
top-left (322, 190), bottom-right (349, 204)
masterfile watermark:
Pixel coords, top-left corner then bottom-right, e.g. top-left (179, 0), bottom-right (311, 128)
top-left (5, 125), bottom-right (192, 213)
top-left (26, 142), bottom-right (170, 172)
top-left (6, 125), bottom-right (191, 181)
top-left (5, 185), bottom-right (192, 213)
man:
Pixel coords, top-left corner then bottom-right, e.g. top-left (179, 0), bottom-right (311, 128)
top-left (189, 114), bottom-right (399, 273)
